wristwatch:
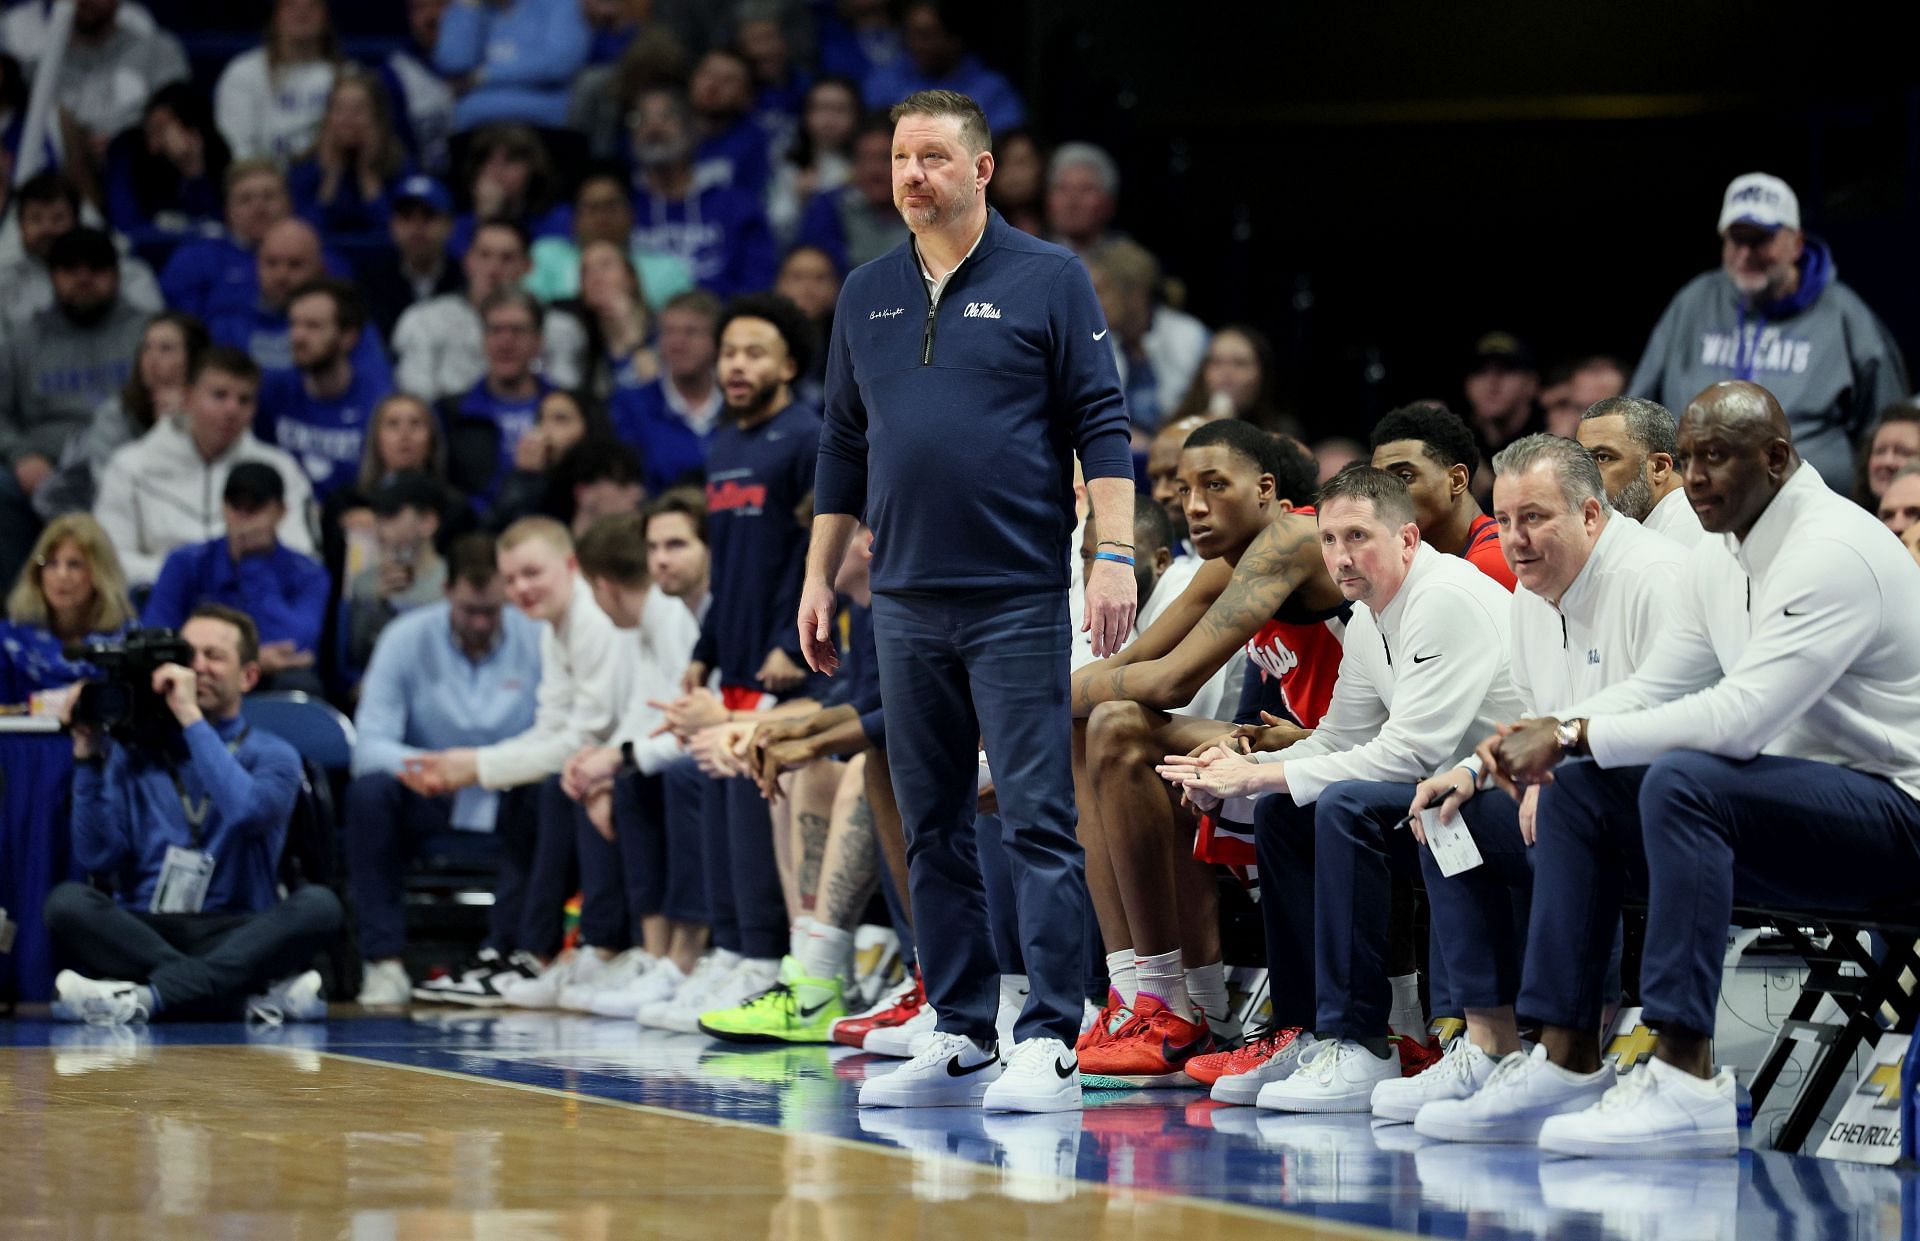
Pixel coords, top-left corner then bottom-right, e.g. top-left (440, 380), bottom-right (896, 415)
top-left (1554, 718), bottom-right (1590, 757)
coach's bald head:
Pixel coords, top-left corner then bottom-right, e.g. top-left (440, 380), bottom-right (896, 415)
top-left (1676, 381), bottom-right (1798, 539)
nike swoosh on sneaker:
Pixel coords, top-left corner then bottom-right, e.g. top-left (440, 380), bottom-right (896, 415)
top-left (1160, 1030), bottom-right (1212, 1062)
top-left (946, 1053), bottom-right (1000, 1077)
top-left (1054, 1057), bottom-right (1078, 1079)
top-left (797, 997), bottom-right (836, 1019)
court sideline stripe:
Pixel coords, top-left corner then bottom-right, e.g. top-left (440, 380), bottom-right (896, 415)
top-left (312, 1048), bottom-right (1419, 1241)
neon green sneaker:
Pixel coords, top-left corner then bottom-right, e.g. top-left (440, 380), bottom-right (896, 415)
top-left (697, 957), bottom-right (847, 1044)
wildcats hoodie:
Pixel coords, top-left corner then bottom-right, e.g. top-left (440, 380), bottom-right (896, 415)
top-left (1628, 238), bottom-right (1909, 490)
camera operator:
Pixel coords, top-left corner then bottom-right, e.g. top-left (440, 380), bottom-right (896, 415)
top-left (44, 604), bottom-right (343, 1025)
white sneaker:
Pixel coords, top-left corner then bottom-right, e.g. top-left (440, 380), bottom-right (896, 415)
top-left (660, 958), bottom-right (778, 1034)
top-left (637, 952), bottom-right (735, 1030)
top-left (1414, 1043), bottom-right (1613, 1143)
top-left (1211, 1031), bottom-right (1317, 1105)
top-left (864, 1002), bottom-right (940, 1057)
top-left (984, 1037), bottom-right (1082, 1113)
top-left (1256, 1039), bottom-right (1399, 1112)
top-left (500, 949), bottom-right (608, 1010)
top-left (561, 948), bottom-right (655, 1011)
top-left (1537, 1058), bottom-right (1739, 1158)
top-left (356, 959), bottom-right (411, 1007)
top-left (246, 970), bottom-right (327, 1024)
top-left (592, 959), bottom-right (684, 1019)
top-left (1371, 1037), bottom-right (1501, 1122)
top-left (52, 970), bottom-right (152, 1025)
top-left (859, 1031), bottom-right (1003, 1107)
top-left (995, 975), bottom-right (1030, 1048)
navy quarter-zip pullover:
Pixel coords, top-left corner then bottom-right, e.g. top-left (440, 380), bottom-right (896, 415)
top-left (814, 209), bottom-right (1133, 593)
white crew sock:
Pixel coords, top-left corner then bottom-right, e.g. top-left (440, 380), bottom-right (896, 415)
top-left (1389, 972), bottom-right (1427, 1041)
top-left (799, 922), bottom-right (853, 983)
top-left (1135, 948), bottom-right (1193, 1019)
top-left (789, 916), bottom-right (818, 962)
top-left (1186, 961), bottom-right (1229, 1023)
top-left (1105, 948), bottom-right (1138, 1004)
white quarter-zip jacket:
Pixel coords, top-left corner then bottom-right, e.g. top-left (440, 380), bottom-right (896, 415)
top-left (1458, 515), bottom-right (1687, 777)
top-left (1570, 466), bottom-right (1920, 798)
top-left (1260, 543), bottom-right (1523, 805)
top-left (1643, 485), bottom-right (1707, 547)
top-left (475, 577), bottom-right (633, 790)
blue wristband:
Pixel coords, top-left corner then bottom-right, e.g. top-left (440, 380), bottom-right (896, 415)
top-left (1094, 551), bottom-right (1135, 567)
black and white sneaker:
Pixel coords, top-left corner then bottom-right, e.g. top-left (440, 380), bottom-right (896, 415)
top-left (858, 1031), bottom-right (1002, 1107)
top-left (412, 950), bottom-right (540, 1007)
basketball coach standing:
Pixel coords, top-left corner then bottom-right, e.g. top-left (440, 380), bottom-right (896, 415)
top-left (801, 90), bottom-right (1137, 1114)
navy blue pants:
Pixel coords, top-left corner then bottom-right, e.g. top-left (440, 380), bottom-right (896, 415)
top-left (522, 777), bottom-right (581, 959)
top-left (661, 758), bottom-right (709, 924)
top-left (871, 589), bottom-right (1085, 1046)
top-left (1521, 753), bottom-right (1920, 1037)
top-left (700, 772), bottom-right (786, 960)
top-left (573, 771), bottom-right (665, 950)
top-left (344, 773), bottom-right (523, 959)
top-left (1254, 792), bottom-right (1317, 1029)
top-left (1418, 789), bottom-right (1529, 1015)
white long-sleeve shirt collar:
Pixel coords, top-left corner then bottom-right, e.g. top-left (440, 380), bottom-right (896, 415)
top-left (1643, 485), bottom-right (1705, 547)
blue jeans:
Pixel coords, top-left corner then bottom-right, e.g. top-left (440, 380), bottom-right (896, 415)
top-left (871, 588), bottom-right (1085, 1045)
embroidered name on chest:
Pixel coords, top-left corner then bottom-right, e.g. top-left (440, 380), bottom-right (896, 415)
top-left (963, 302), bottom-right (1002, 319)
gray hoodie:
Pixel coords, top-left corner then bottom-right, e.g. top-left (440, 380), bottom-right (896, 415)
top-left (1628, 238), bottom-right (1908, 488)
top-left (0, 298), bottom-right (147, 467)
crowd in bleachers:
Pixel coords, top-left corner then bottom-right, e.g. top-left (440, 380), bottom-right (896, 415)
top-left (5, 0), bottom-right (1920, 1163)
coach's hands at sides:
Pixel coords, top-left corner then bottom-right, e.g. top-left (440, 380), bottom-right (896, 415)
top-left (1083, 556), bottom-right (1137, 659)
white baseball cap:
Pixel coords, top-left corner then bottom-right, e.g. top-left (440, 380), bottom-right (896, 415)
top-left (1718, 172), bottom-right (1801, 233)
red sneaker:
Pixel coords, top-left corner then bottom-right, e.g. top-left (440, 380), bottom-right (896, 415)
top-left (1075, 989), bottom-right (1134, 1053)
top-left (830, 970), bottom-right (924, 1049)
top-left (1183, 1026), bottom-right (1303, 1088)
top-left (1392, 1032), bottom-right (1443, 1077)
top-left (1078, 994), bottom-right (1217, 1087)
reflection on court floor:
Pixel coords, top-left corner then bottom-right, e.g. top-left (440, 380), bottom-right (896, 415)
top-left (0, 1013), bottom-right (1908, 1240)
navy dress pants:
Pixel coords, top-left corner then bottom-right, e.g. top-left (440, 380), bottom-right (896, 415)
top-left (1520, 753), bottom-right (1920, 1037)
top-left (1417, 788), bottom-right (1530, 1015)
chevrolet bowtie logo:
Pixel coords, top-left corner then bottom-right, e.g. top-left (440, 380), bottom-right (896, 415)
top-left (1429, 1017), bottom-right (1466, 1046)
top-left (1860, 1059), bottom-right (1903, 1109)
top-left (1606, 1023), bottom-right (1658, 1070)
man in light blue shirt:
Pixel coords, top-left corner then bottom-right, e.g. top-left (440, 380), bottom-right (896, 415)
top-left (345, 532), bottom-right (540, 1003)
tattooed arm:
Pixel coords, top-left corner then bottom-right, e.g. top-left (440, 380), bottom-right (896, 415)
top-left (1071, 517), bottom-right (1320, 717)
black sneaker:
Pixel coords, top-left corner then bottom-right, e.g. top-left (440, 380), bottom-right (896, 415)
top-left (412, 949), bottom-right (539, 1007)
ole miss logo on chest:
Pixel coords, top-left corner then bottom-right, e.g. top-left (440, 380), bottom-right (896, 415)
top-left (707, 472), bottom-right (768, 516)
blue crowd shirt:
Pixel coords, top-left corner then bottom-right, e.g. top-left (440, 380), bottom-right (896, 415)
top-left (257, 365), bottom-right (395, 499)
top-left (142, 538), bottom-right (332, 655)
top-left (609, 377), bottom-right (716, 494)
